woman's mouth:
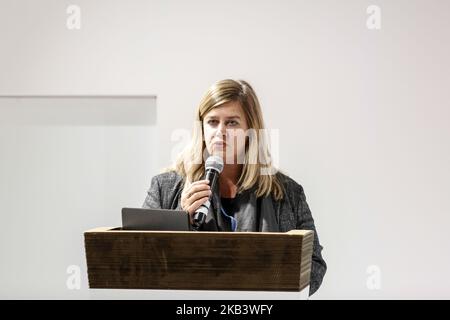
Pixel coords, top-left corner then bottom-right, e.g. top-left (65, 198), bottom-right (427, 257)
top-left (213, 141), bottom-right (225, 145)
top-left (212, 141), bottom-right (226, 149)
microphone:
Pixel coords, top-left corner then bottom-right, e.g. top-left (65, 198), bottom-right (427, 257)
top-left (192, 155), bottom-right (224, 230)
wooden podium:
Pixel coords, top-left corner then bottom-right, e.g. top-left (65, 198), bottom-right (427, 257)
top-left (84, 227), bottom-right (313, 292)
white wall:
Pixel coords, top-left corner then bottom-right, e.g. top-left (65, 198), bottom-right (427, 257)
top-left (0, 98), bottom-right (159, 299)
top-left (1, 0), bottom-right (450, 299)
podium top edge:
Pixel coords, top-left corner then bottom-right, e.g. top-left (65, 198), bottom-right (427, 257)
top-left (84, 227), bottom-right (313, 236)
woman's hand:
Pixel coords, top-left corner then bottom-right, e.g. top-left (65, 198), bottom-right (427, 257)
top-left (181, 179), bottom-right (211, 224)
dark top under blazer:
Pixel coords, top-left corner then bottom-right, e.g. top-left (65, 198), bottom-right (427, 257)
top-left (142, 170), bottom-right (327, 296)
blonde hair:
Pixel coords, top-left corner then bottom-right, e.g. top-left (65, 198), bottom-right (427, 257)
top-left (169, 79), bottom-right (284, 201)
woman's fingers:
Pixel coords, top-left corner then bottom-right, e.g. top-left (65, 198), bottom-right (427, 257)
top-left (188, 189), bottom-right (211, 203)
top-left (184, 189), bottom-right (211, 213)
top-left (186, 183), bottom-right (210, 199)
top-left (181, 180), bottom-right (211, 214)
top-left (189, 179), bottom-right (209, 186)
top-left (187, 196), bottom-right (210, 219)
top-left (187, 180), bottom-right (210, 193)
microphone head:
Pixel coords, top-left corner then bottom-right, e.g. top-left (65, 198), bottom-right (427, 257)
top-left (205, 155), bottom-right (224, 173)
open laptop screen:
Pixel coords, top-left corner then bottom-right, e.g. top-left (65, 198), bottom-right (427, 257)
top-left (122, 207), bottom-right (191, 231)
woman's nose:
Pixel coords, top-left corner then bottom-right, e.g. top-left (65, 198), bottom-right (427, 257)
top-left (215, 122), bottom-right (227, 137)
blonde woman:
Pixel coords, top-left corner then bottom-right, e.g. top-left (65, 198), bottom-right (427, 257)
top-left (143, 79), bottom-right (326, 295)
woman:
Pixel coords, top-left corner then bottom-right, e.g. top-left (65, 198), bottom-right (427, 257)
top-left (143, 79), bottom-right (326, 295)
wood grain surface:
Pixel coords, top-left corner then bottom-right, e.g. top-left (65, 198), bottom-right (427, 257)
top-left (84, 227), bottom-right (313, 291)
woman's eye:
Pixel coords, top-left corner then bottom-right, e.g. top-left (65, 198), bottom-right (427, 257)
top-left (206, 119), bottom-right (238, 126)
top-left (227, 120), bottom-right (238, 126)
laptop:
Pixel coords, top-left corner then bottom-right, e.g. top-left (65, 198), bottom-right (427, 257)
top-left (121, 207), bottom-right (191, 231)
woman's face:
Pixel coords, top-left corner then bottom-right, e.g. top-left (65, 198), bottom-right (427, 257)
top-left (203, 101), bottom-right (249, 165)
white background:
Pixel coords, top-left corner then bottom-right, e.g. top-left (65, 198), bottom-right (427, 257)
top-left (0, 0), bottom-right (449, 299)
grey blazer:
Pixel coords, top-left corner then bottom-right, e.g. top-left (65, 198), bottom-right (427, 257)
top-left (142, 170), bottom-right (327, 296)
